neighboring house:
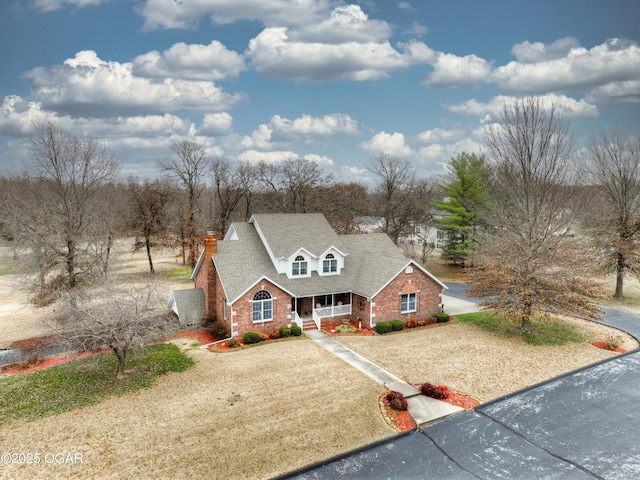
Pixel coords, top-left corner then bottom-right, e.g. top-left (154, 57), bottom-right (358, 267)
top-left (183, 213), bottom-right (447, 338)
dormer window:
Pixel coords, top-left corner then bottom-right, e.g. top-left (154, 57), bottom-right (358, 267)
top-left (323, 253), bottom-right (337, 273)
top-left (292, 255), bottom-right (307, 276)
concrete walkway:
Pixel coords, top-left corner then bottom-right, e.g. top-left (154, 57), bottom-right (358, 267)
top-left (305, 329), bottom-right (463, 425)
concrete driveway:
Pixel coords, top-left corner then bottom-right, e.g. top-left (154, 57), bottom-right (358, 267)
top-left (280, 284), bottom-right (640, 479)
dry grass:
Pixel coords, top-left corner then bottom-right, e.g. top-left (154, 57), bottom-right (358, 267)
top-left (0, 339), bottom-right (392, 479)
top-left (338, 318), bottom-right (638, 402)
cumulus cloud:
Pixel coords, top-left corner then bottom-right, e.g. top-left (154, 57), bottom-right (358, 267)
top-left (424, 52), bottom-right (493, 88)
top-left (444, 93), bottom-right (599, 121)
top-left (137, 0), bottom-right (331, 30)
top-left (0, 96), bottom-right (56, 136)
top-left (510, 37), bottom-right (580, 63)
top-left (247, 27), bottom-right (433, 81)
top-left (397, 2), bottom-right (415, 11)
top-left (132, 41), bottom-right (246, 81)
top-left (200, 112), bottom-right (234, 136)
top-left (360, 131), bottom-right (413, 157)
top-left (586, 80), bottom-right (640, 105)
top-left (493, 38), bottom-right (640, 96)
top-left (417, 127), bottom-right (466, 144)
top-left (24, 50), bottom-right (245, 118)
top-left (403, 21), bottom-right (428, 37)
top-left (269, 113), bottom-right (359, 140)
top-left (303, 153), bottom-right (334, 166)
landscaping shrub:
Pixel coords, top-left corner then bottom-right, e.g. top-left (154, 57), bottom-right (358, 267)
top-left (406, 319), bottom-right (417, 328)
top-left (226, 338), bottom-right (238, 348)
top-left (203, 317), bottom-right (230, 340)
top-left (385, 390), bottom-right (408, 411)
top-left (419, 382), bottom-right (449, 399)
top-left (391, 319), bottom-right (404, 331)
top-left (417, 319), bottom-right (427, 327)
top-left (433, 312), bottom-right (450, 323)
top-left (279, 326), bottom-right (291, 337)
top-left (375, 322), bottom-right (392, 334)
top-left (259, 332), bottom-right (270, 342)
top-left (242, 331), bottom-right (262, 344)
top-left (290, 325), bottom-right (302, 336)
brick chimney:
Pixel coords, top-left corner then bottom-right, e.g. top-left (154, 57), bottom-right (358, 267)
top-left (199, 231), bottom-right (217, 319)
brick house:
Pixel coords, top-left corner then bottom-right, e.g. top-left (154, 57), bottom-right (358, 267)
top-left (177, 213), bottom-right (447, 338)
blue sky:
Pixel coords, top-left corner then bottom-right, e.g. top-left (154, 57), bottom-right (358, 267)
top-left (1, 0), bottom-right (639, 182)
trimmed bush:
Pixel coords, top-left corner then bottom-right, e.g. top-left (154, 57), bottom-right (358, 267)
top-left (385, 390), bottom-right (408, 411)
top-left (375, 322), bottom-right (393, 334)
top-left (391, 319), bottom-right (404, 331)
top-left (434, 312), bottom-right (450, 323)
top-left (226, 338), bottom-right (238, 348)
top-left (419, 382), bottom-right (449, 399)
top-left (290, 325), bottom-right (302, 336)
top-left (242, 331), bottom-right (262, 344)
top-left (279, 327), bottom-right (292, 337)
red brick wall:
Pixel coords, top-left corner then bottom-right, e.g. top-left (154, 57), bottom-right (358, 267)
top-left (194, 233), bottom-right (218, 320)
top-left (372, 265), bottom-right (442, 325)
top-left (352, 293), bottom-right (372, 328)
top-left (230, 281), bottom-right (293, 338)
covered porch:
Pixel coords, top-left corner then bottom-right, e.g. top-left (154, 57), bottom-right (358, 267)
top-left (291, 292), bottom-right (352, 330)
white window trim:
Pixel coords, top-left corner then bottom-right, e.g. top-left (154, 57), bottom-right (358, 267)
top-left (400, 292), bottom-right (417, 313)
top-left (251, 292), bottom-right (274, 323)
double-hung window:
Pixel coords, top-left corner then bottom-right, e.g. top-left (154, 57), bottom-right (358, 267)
top-left (322, 253), bottom-right (337, 273)
top-left (252, 290), bottom-right (273, 322)
top-left (401, 293), bottom-right (416, 313)
top-left (292, 255), bottom-right (307, 276)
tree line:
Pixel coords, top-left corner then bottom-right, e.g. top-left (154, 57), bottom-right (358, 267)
top-left (1, 97), bottom-right (639, 334)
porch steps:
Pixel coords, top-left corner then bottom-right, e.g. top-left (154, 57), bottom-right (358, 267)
top-left (301, 318), bottom-right (317, 330)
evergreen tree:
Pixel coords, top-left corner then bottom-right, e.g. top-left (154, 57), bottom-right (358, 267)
top-left (432, 152), bottom-right (489, 267)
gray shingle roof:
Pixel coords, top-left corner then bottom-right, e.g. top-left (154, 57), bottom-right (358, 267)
top-left (168, 288), bottom-right (205, 325)
top-left (215, 217), bottom-right (422, 303)
top-left (251, 213), bottom-right (346, 258)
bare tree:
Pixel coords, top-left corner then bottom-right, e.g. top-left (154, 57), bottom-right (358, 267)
top-left (209, 157), bottom-right (256, 234)
top-left (56, 280), bottom-right (174, 378)
top-left (160, 140), bottom-right (207, 267)
top-left (3, 122), bottom-right (119, 292)
top-left (587, 129), bottom-right (640, 299)
top-left (368, 154), bottom-right (429, 245)
top-left (256, 158), bottom-right (334, 213)
top-left (468, 97), bottom-right (603, 330)
top-left (127, 178), bottom-right (174, 273)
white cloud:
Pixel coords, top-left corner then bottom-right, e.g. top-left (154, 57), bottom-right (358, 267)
top-left (132, 41), bottom-right (246, 81)
top-left (247, 28), bottom-right (433, 81)
top-left (417, 138), bottom-right (483, 164)
top-left (303, 153), bottom-right (334, 166)
top-left (137, 0), bottom-right (332, 30)
top-left (32, 0), bottom-right (106, 12)
top-left (493, 38), bottom-right (640, 97)
top-left (238, 149), bottom-right (298, 164)
top-left (586, 80), bottom-right (640, 105)
top-left (417, 127), bottom-right (466, 144)
top-left (360, 131), bottom-right (413, 157)
top-left (200, 112), bottom-right (234, 136)
top-left (270, 113), bottom-right (359, 140)
top-left (403, 21), bottom-right (428, 37)
top-left (24, 50), bottom-right (245, 118)
top-left (445, 94), bottom-right (599, 121)
top-left (510, 37), bottom-right (580, 63)
top-left (424, 52), bottom-right (493, 88)
top-left (0, 96), bottom-right (56, 136)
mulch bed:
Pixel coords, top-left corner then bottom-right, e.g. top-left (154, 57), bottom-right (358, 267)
top-left (321, 321), bottom-right (374, 336)
top-left (170, 330), bottom-right (217, 345)
top-left (379, 395), bottom-right (416, 432)
top-left (1, 351), bottom-right (97, 376)
top-left (591, 341), bottom-right (627, 353)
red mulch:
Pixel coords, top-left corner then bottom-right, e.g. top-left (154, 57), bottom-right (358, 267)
top-left (379, 395), bottom-right (416, 432)
top-left (1, 351), bottom-right (97, 376)
top-left (321, 321), bottom-right (374, 336)
top-left (591, 341), bottom-right (627, 353)
top-left (443, 390), bottom-right (480, 410)
top-left (170, 330), bottom-right (217, 345)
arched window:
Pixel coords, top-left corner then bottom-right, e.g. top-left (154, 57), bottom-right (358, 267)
top-left (292, 255), bottom-right (307, 276)
top-left (253, 290), bottom-right (273, 322)
top-left (323, 253), bottom-right (337, 273)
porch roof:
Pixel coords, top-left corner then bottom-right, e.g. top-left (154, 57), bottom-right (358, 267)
top-left (215, 221), bottom-right (415, 304)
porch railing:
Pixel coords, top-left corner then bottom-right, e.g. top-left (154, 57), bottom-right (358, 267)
top-left (313, 304), bottom-right (351, 319)
top-left (312, 309), bottom-right (321, 330)
top-left (291, 310), bottom-right (302, 328)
